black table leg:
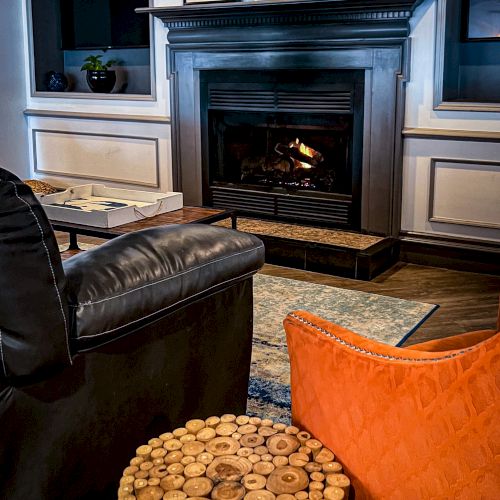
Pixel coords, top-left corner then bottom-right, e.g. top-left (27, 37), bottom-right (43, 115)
top-left (68, 231), bottom-right (79, 250)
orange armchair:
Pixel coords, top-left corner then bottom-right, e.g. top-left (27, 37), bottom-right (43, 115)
top-left (284, 308), bottom-right (500, 499)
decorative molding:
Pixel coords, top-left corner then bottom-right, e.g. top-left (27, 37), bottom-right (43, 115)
top-left (32, 129), bottom-right (160, 188)
top-left (403, 128), bottom-right (500, 142)
top-left (31, 92), bottom-right (156, 102)
top-left (434, 102), bottom-right (500, 113)
top-left (139, 0), bottom-right (423, 31)
top-left (399, 230), bottom-right (500, 275)
top-left (399, 230), bottom-right (500, 251)
top-left (428, 158), bottom-right (500, 230)
top-left (433, 0), bottom-right (447, 109)
top-left (25, 109), bottom-right (170, 124)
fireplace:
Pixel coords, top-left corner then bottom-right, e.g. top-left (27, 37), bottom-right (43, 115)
top-left (200, 70), bottom-right (364, 229)
top-left (143, 0), bottom-right (424, 237)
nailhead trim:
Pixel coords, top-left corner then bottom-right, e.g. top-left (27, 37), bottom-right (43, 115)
top-left (289, 313), bottom-right (475, 363)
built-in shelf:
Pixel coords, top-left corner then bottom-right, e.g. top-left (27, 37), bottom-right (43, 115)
top-left (28, 0), bottom-right (154, 98)
top-left (434, 0), bottom-right (500, 112)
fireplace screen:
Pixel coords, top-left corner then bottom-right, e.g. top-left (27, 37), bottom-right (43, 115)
top-left (209, 111), bottom-right (353, 196)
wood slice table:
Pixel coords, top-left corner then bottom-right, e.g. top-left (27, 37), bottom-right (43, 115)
top-left (118, 415), bottom-right (350, 500)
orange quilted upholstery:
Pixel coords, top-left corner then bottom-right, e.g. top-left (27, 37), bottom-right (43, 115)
top-left (284, 311), bottom-right (500, 499)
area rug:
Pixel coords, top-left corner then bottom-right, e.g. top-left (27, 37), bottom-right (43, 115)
top-left (248, 273), bottom-right (438, 422)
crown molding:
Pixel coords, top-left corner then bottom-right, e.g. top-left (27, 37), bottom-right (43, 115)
top-left (138, 0), bottom-right (424, 30)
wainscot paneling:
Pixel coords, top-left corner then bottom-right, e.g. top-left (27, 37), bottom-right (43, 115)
top-left (33, 129), bottom-right (160, 187)
top-left (429, 158), bottom-right (500, 229)
top-left (402, 137), bottom-right (500, 243)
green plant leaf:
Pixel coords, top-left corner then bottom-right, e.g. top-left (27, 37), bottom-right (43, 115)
top-left (80, 54), bottom-right (119, 71)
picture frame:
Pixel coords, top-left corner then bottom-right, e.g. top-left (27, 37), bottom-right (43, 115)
top-left (463, 0), bottom-right (500, 41)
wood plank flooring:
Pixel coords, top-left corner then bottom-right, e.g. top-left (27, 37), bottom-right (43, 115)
top-left (260, 262), bottom-right (500, 346)
top-left (56, 232), bottom-right (500, 347)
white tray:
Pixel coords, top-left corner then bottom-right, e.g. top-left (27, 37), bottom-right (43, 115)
top-left (38, 184), bottom-right (183, 228)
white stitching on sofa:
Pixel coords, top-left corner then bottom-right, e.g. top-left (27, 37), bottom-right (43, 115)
top-left (69, 244), bottom-right (265, 307)
top-left (9, 181), bottom-right (73, 365)
top-left (77, 269), bottom-right (257, 340)
top-left (0, 329), bottom-right (7, 377)
top-left (289, 312), bottom-right (477, 363)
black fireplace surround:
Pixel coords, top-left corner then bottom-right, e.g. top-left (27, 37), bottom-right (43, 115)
top-left (142, 0), bottom-right (424, 236)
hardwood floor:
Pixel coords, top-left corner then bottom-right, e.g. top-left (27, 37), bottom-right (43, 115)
top-left (261, 262), bottom-right (500, 346)
top-left (56, 232), bottom-right (500, 347)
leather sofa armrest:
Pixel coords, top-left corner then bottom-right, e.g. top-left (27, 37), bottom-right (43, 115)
top-left (64, 224), bottom-right (264, 350)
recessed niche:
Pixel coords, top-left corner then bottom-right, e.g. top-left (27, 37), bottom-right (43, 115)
top-left (29, 0), bottom-right (152, 97)
top-left (435, 0), bottom-right (500, 110)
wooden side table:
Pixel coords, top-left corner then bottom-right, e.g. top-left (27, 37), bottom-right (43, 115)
top-left (52, 206), bottom-right (237, 250)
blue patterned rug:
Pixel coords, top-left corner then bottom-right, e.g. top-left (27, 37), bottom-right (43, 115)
top-left (248, 273), bottom-right (438, 422)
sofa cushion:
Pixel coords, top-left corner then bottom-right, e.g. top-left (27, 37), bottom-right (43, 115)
top-left (63, 224), bottom-right (265, 350)
top-left (0, 168), bottom-right (72, 382)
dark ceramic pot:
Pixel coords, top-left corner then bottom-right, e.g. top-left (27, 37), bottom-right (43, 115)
top-left (86, 70), bottom-right (116, 93)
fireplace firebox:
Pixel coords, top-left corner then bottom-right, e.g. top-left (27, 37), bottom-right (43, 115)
top-left (201, 70), bottom-right (364, 229)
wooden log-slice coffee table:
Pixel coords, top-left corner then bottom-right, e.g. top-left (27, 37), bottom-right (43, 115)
top-left (118, 415), bottom-right (351, 500)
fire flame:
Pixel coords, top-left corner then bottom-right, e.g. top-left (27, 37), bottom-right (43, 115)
top-left (294, 160), bottom-right (313, 170)
top-left (295, 138), bottom-right (316, 159)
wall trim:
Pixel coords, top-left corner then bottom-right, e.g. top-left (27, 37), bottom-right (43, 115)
top-left (25, 109), bottom-right (170, 124)
top-left (403, 128), bottom-right (500, 142)
top-left (32, 129), bottom-right (160, 188)
top-left (399, 231), bottom-right (500, 275)
top-left (428, 157), bottom-right (500, 230)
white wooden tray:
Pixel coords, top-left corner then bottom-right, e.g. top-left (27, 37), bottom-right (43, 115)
top-left (38, 184), bottom-right (183, 228)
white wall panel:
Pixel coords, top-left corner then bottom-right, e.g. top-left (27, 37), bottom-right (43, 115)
top-left (402, 138), bottom-right (500, 242)
top-left (33, 130), bottom-right (159, 187)
top-left (430, 160), bottom-right (500, 229)
top-left (27, 115), bottom-right (172, 192)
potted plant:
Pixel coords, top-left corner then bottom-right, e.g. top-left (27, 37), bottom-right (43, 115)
top-left (80, 55), bottom-right (119, 93)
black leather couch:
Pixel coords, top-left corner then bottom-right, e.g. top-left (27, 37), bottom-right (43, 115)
top-left (0, 168), bottom-right (265, 499)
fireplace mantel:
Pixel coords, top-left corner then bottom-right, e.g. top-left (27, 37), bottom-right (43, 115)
top-left (139, 0), bottom-right (424, 31)
top-left (140, 0), bottom-right (424, 236)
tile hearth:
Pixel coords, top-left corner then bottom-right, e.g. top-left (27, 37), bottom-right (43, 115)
top-left (215, 218), bottom-right (383, 250)
top-left (214, 217), bottom-right (396, 280)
